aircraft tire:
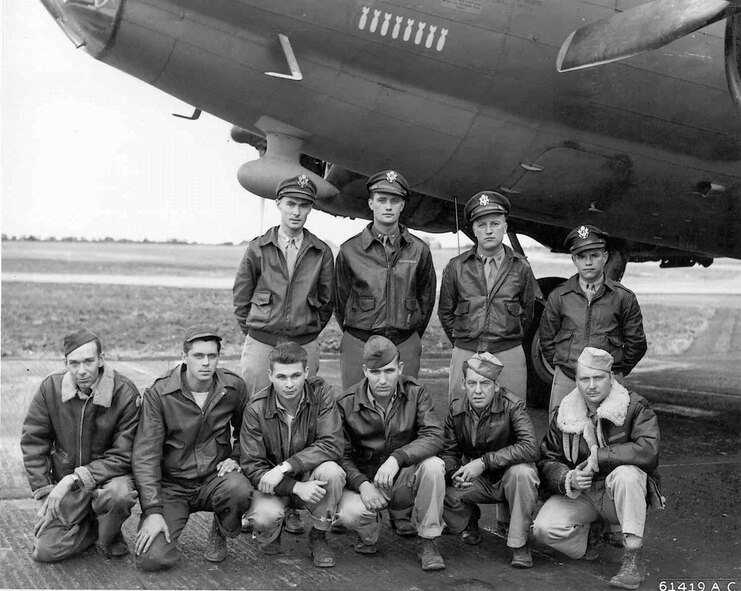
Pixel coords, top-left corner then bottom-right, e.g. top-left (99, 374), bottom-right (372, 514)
top-left (525, 276), bottom-right (566, 408)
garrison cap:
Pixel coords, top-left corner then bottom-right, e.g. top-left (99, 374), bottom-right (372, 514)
top-left (63, 328), bottom-right (100, 356)
top-left (276, 174), bottom-right (317, 203)
top-left (363, 335), bottom-right (399, 369)
top-left (565, 224), bottom-right (608, 254)
top-left (464, 352), bottom-right (504, 382)
top-left (183, 325), bottom-right (222, 344)
top-left (464, 191), bottom-right (511, 224)
top-left (577, 347), bottom-right (614, 372)
top-left (366, 170), bottom-right (410, 199)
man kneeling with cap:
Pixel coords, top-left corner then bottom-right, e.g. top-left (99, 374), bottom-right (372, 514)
top-left (21, 328), bottom-right (140, 561)
top-left (441, 353), bottom-right (540, 568)
top-left (133, 326), bottom-right (252, 570)
top-left (334, 336), bottom-right (447, 571)
top-left (532, 347), bottom-right (663, 589)
top-left (240, 342), bottom-right (345, 567)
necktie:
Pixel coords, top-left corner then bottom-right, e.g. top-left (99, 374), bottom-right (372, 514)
top-left (286, 238), bottom-right (298, 280)
top-left (585, 283), bottom-right (596, 301)
top-left (485, 257), bottom-right (497, 292)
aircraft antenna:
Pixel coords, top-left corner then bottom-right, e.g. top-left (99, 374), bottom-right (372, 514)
top-left (454, 196), bottom-right (461, 255)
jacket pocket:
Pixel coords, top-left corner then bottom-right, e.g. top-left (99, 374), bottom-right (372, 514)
top-left (607, 335), bottom-right (624, 363)
top-left (452, 300), bottom-right (471, 337)
top-left (404, 297), bottom-right (419, 325)
top-left (248, 290), bottom-right (272, 324)
top-left (50, 448), bottom-right (73, 480)
top-left (505, 301), bottom-right (525, 337)
top-left (553, 329), bottom-right (574, 365)
top-left (357, 296), bottom-right (376, 311)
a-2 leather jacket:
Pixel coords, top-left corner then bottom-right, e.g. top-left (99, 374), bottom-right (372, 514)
top-left (538, 384), bottom-right (662, 506)
top-left (336, 375), bottom-right (444, 492)
top-left (438, 244), bottom-right (537, 353)
top-left (133, 365), bottom-right (248, 517)
top-left (21, 364), bottom-right (140, 499)
top-left (334, 224), bottom-right (436, 341)
top-left (539, 274), bottom-right (647, 378)
top-left (239, 376), bottom-right (343, 497)
top-left (233, 227), bottom-right (334, 345)
top-left (440, 388), bottom-right (540, 484)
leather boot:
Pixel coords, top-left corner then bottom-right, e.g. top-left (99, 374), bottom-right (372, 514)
top-left (417, 537), bottom-right (445, 571)
top-left (97, 531), bottom-right (129, 558)
top-left (461, 504), bottom-right (481, 545)
top-left (309, 528), bottom-right (335, 568)
top-left (204, 516), bottom-right (228, 563)
top-left (609, 548), bottom-right (646, 589)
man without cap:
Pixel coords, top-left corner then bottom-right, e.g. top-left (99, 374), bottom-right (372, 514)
top-left (334, 170), bottom-right (436, 392)
top-left (240, 342), bottom-right (345, 567)
top-left (438, 190), bottom-right (537, 403)
top-left (21, 328), bottom-right (140, 561)
top-left (539, 225), bottom-right (647, 418)
top-left (233, 174), bottom-right (334, 533)
top-left (441, 353), bottom-right (540, 568)
top-left (532, 347), bottom-right (663, 589)
top-left (334, 336), bottom-right (447, 571)
top-left (133, 327), bottom-right (252, 570)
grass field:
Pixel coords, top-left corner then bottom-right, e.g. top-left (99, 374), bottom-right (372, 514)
top-left (1, 240), bottom-right (731, 358)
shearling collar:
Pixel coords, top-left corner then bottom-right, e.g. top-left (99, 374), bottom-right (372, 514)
top-left (61, 363), bottom-right (115, 408)
top-left (557, 380), bottom-right (630, 435)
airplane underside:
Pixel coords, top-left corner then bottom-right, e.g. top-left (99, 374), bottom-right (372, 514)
top-left (40, 0), bottom-right (741, 264)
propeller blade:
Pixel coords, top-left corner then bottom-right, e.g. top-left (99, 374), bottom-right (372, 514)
top-left (558, 0), bottom-right (732, 72)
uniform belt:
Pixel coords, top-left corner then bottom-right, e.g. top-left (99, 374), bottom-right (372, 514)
top-left (346, 327), bottom-right (415, 346)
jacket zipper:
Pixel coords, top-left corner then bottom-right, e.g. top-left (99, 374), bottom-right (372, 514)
top-left (78, 397), bottom-right (90, 467)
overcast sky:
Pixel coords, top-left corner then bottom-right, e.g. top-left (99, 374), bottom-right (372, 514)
top-left (2, 1), bottom-right (478, 247)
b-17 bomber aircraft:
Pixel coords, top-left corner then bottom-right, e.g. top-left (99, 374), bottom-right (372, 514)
top-left (40, 0), bottom-right (741, 395)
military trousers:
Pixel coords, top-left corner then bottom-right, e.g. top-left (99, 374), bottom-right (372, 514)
top-left (135, 470), bottom-right (252, 571)
top-left (335, 456), bottom-right (445, 544)
top-left (443, 463), bottom-right (539, 548)
top-left (33, 474), bottom-right (137, 562)
top-left (532, 465), bottom-right (647, 558)
top-left (246, 461), bottom-right (346, 547)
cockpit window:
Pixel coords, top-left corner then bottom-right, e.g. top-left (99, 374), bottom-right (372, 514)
top-left (40, 0), bottom-right (123, 57)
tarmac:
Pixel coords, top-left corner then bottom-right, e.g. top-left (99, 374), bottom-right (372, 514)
top-left (1, 352), bottom-right (739, 590)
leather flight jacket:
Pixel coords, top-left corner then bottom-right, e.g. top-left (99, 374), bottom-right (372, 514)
top-left (21, 367), bottom-right (140, 498)
top-left (538, 390), bottom-right (663, 508)
top-left (233, 227), bottom-right (334, 345)
top-left (133, 365), bottom-right (248, 517)
top-left (336, 375), bottom-right (444, 492)
top-left (334, 224), bottom-right (436, 343)
top-left (440, 389), bottom-right (540, 484)
top-left (239, 376), bottom-right (343, 497)
top-left (539, 274), bottom-right (647, 378)
top-left (438, 244), bottom-right (537, 353)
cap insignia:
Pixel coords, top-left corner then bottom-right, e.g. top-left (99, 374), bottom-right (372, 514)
top-left (479, 194), bottom-right (490, 206)
top-left (385, 170), bottom-right (398, 183)
top-left (297, 174), bottom-right (310, 188)
top-left (577, 225), bottom-right (590, 240)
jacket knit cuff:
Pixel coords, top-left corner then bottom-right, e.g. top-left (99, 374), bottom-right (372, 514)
top-left (74, 466), bottom-right (96, 493)
top-left (143, 507), bottom-right (164, 518)
top-left (564, 470), bottom-right (582, 499)
top-left (33, 484), bottom-right (55, 500)
top-left (275, 476), bottom-right (298, 497)
top-left (349, 474), bottom-right (370, 493)
top-left (391, 451), bottom-right (407, 467)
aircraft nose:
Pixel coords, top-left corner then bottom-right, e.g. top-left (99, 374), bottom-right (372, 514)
top-left (40, 0), bottom-right (123, 56)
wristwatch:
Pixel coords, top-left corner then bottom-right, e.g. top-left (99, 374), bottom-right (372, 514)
top-left (278, 462), bottom-right (291, 474)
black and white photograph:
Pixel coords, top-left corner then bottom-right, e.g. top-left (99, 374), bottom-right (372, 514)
top-left (2, 1), bottom-right (739, 589)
